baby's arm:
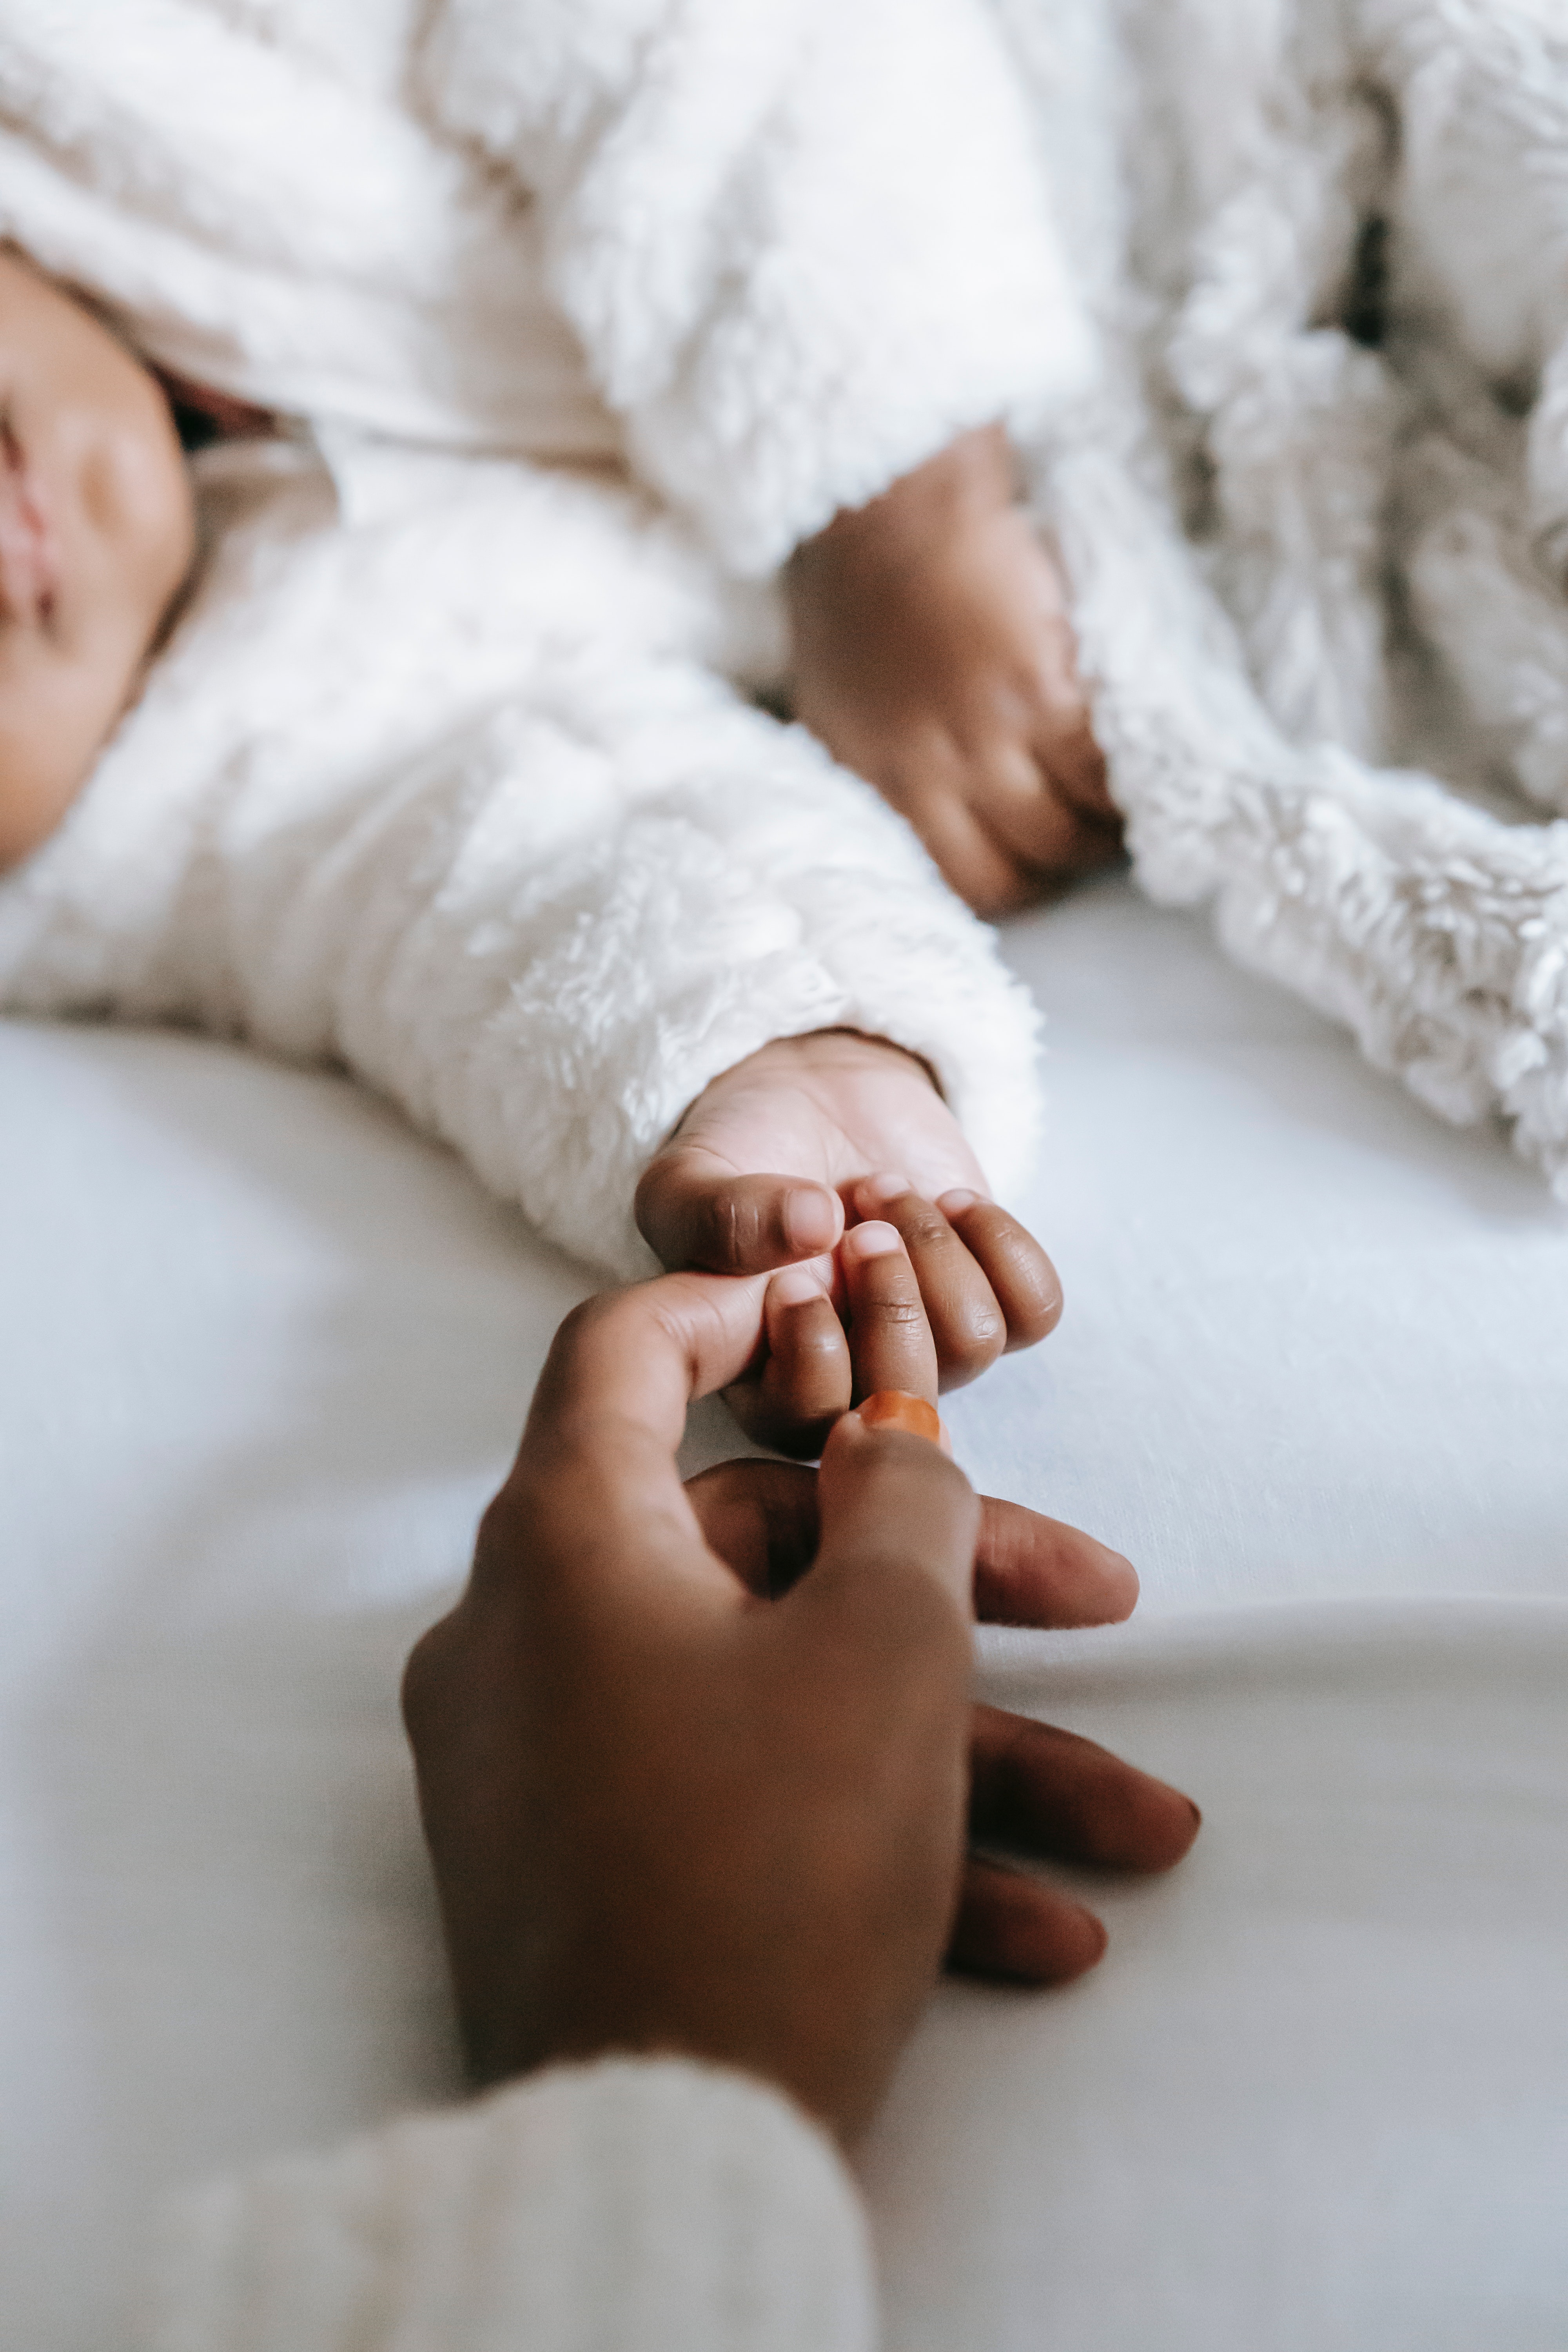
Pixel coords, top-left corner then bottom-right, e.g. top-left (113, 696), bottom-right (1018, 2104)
top-left (420, 4), bottom-right (1112, 917)
top-left (0, 449), bottom-right (1045, 1294)
top-left (421, 0), bottom-right (1094, 575)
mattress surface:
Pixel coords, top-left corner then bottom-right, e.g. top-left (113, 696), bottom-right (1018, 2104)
top-left (2, 873), bottom-right (1564, 2348)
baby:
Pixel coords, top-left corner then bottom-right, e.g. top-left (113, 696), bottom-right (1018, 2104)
top-left (0, 244), bottom-right (1116, 903)
top-left (0, 250), bottom-right (194, 870)
top-left (0, 236), bottom-right (1097, 1441)
top-left (0, 0), bottom-right (1140, 1440)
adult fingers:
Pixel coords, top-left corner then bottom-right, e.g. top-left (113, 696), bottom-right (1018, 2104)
top-left (723, 1265), bottom-right (851, 1458)
top-left (972, 1496), bottom-right (1138, 1628)
top-left (968, 1705), bottom-right (1201, 1873)
top-left (477, 1272), bottom-right (782, 1609)
top-left (803, 1406), bottom-right (980, 1625)
top-left (635, 1144), bottom-right (843, 1275)
top-left (840, 1221), bottom-right (940, 1403)
top-left (946, 1856), bottom-right (1107, 1984)
top-left (932, 1192), bottom-right (1062, 1349)
top-left (521, 1273), bottom-right (772, 1461)
top-left (851, 1175), bottom-right (1006, 1391)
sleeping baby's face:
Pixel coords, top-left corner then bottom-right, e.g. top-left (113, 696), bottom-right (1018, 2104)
top-left (0, 248), bottom-right (196, 869)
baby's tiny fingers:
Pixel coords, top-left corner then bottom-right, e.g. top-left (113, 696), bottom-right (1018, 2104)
top-left (725, 1267), bottom-right (850, 1458)
top-left (853, 1174), bottom-right (1005, 1391)
top-left (840, 1222), bottom-right (938, 1404)
top-left (935, 1193), bottom-right (1062, 1348)
top-left (764, 1267), bottom-right (852, 1452)
top-left (947, 1855), bottom-right (1107, 1984)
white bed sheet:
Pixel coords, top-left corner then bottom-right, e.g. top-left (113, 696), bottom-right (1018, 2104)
top-left (2, 873), bottom-right (1565, 2348)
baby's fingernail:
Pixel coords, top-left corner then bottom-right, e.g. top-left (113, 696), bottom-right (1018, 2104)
top-left (858, 1390), bottom-right (946, 1446)
top-left (784, 1185), bottom-right (839, 1254)
top-left (770, 1263), bottom-right (827, 1309)
top-left (936, 1187), bottom-right (980, 1214)
top-left (857, 1170), bottom-right (910, 1209)
top-left (842, 1219), bottom-right (902, 1261)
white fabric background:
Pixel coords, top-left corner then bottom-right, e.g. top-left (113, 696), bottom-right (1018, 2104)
top-left (2, 873), bottom-right (1565, 2348)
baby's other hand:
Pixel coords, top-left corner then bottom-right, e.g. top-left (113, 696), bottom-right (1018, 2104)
top-left (635, 1029), bottom-right (1061, 1454)
top-left (786, 424), bottom-right (1122, 918)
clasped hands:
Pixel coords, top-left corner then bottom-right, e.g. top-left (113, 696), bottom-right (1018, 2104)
top-left (405, 1229), bottom-right (1200, 2146)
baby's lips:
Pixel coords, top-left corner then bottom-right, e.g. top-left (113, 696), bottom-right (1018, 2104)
top-left (857, 1390), bottom-right (952, 1456)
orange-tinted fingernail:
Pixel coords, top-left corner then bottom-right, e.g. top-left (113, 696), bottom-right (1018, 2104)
top-left (858, 1390), bottom-right (946, 1447)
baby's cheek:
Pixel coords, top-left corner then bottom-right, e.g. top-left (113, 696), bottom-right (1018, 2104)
top-left (0, 659), bottom-right (113, 866)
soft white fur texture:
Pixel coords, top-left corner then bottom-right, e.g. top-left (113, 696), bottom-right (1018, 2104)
top-left (1002, 0), bottom-right (1568, 1190)
top-left (7, 0), bottom-right (1568, 1230)
top-left (11, 4), bottom-right (1568, 2340)
top-left (0, 437), bottom-right (1041, 1276)
top-left (9, 0), bottom-right (1568, 1212)
top-left (0, 0), bottom-right (1065, 1276)
top-left (147, 2058), bottom-right (874, 2352)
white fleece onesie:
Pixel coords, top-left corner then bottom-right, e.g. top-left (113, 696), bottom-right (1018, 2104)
top-left (0, 0), bottom-right (1094, 1275)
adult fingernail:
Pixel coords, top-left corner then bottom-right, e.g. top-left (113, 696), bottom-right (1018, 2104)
top-left (858, 1391), bottom-right (946, 1448)
top-left (771, 1263), bottom-right (827, 1309)
top-left (857, 1170), bottom-right (910, 1209)
top-left (842, 1220), bottom-right (902, 1260)
top-left (936, 1187), bottom-right (979, 1213)
top-left (784, 1186), bottom-right (839, 1254)
top-left (1076, 1907), bottom-right (1110, 1964)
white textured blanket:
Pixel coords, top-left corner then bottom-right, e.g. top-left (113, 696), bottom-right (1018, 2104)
top-left (1010, 0), bottom-right (1568, 1196)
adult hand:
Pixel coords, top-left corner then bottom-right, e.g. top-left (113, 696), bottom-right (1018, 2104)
top-left (403, 1253), bottom-right (1199, 2144)
top-left (635, 1027), bottom-right (1061, 1450)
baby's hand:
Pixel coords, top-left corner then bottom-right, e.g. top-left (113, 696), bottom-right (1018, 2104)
top-left (786, 424), bottom-right (1122, 917)
top-left (635, 1028), bottom-right (1060, 1452)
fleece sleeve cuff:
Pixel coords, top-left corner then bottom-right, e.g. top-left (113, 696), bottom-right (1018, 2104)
top-left (144, 2056), bottom-right (877, 2352)
top-left (422, 0), bottom-right (1097, 573)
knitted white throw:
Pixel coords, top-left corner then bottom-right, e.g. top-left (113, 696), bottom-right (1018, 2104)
top-left (1006, 0), bottom-right (1568, 1192)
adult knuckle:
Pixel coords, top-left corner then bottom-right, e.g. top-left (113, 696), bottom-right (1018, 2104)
top-left (400, 1615), bottom-right (460, 1742)
top-left (950, 1314), bottom-right (1005, 1381)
